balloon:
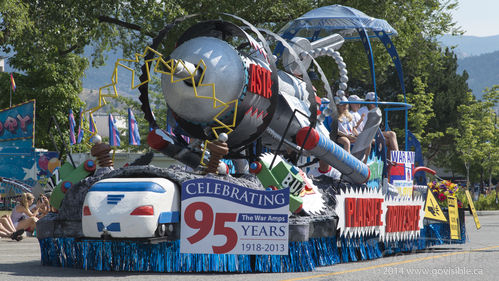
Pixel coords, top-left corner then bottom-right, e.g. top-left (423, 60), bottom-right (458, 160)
top-left (47, 158), bottom-right (61, 173)
top-left (38, 155), bottom-right (49, 170)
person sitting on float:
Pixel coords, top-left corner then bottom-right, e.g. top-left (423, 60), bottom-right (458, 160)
top-left (348, 94), bottom-right (375, 163)
top-left (364, 92), bottom-right (399, 159)
top-left (335, 96), bottom-right (358, 154)
top-left (348, 95), bottom-right (366, 133)
top-left (10, 193), bottom-right (42, 234)
top-left (357, 96), bottom-right (370, 130)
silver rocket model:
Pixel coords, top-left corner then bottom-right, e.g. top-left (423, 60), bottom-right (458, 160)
top-left (155, 20), bottom-right (372, 183)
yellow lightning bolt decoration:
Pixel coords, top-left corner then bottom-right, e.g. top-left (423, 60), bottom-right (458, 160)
top-left (85, 46), bottom-right (239, 165)
top-left (154, 58), bottom-right (239, 138)
top-left (81, 47), bottom-right (165, 143)
top-left (155, 57), bottom-right (239, 165)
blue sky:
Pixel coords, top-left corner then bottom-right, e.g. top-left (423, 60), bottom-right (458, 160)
top-left (453, 0), bottom-right (499, 37)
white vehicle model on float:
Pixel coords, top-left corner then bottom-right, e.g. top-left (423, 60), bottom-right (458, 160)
top-left (82, 178), bottom-right (180, 238)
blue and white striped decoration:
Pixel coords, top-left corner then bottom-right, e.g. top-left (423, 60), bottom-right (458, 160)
top-left (38, 222), bottom-right (465, 273)
top-left (107, 194), bottom-right (125, 205)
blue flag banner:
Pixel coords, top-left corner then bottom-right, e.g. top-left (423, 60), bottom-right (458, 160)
top-left (128, 108), bottom-right (140, 145)
top-left (108, 113), bottom-right (121, 147)
top-left (68, 109), bottom-right (76, 145)
top-left (89, 112), bottom-right (96, 134)
top-left (76, 108), bottom-right (84, 144)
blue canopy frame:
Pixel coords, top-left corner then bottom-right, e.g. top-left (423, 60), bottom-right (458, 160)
top-left (277, 4), bottom-right (410, 150)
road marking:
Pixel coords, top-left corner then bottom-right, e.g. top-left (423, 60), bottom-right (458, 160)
top-left (281, 245), bottom-right (499, 281)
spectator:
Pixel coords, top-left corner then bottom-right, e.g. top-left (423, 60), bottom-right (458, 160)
top-left (0, 215), bottom-right (24, 241)
top-left (0, 194), bottom-right (25, 240)
top-left (10, 193), bottom-right (39, 234)
top-left (364, 92), bottom-right (399, 159)
top-left (335, 96), bottom-right (358, 153)
top-left (30, 194), bottom-right (50, 219)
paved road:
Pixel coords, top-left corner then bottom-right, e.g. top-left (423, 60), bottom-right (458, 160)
top-left (1, 213), bottom-right (498, 281)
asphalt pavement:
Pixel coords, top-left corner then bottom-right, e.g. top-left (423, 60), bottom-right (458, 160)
top-left (1, 212), bottom-right (498, 281)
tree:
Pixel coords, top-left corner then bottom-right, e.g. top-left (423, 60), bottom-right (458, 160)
top-left (424, 47), bottom-right (472, 171)
top-left (447, 89), bottom-right (499, 194)
top-left (446, 93), bottom-right (479, 192)
top-left (0, 56), bottom-right (86, 152)
top-left (481, 86), bottom-right (499, 189)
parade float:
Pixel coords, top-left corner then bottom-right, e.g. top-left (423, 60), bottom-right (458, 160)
top-left (36, 5), bottom-right (471, 273)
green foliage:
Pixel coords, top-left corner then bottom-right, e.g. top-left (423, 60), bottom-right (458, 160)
top-left (423, 47), bottom-right (471, 173)
top-left (176, 0), bottom-right (313, 25)
top-left (0, 57), bottom-right (86, 152)
top-left (0, 0), bottom-right (186, 154)
top-left (447, 88), bottom-right (499, 184)
top-left (0, 0), bottom-right (33, 52)
top-left (455, 190), bottom-right (468, 208)
top-left (474, 191), bottom-right (499, 211)
top-left (400, 76), bottom-right (435, 141)
top-left (481, 86), bottom-right (499, 181)
top-left (458, 190), bottom-right (499, 211)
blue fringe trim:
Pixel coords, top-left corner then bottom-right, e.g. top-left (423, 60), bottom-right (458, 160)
top-left (38, 222), bottom-right (466, 273)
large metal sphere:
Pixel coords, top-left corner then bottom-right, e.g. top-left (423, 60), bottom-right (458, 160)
top-left (161, 37), bottom-right (245, 124)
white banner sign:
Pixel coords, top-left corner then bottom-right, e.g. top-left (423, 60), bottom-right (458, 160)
top-left (180, 178), bottom-right (289, 255)
top-left (389, 151), bottom-right (415, 184)
top-left (335, 188), bottom-right (425, 241)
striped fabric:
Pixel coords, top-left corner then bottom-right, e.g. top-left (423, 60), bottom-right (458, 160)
top-left (128, 108), bottom-right (140, 145)
top-left (108, 113), bottom-right (121, 147)
top-left (76, 108), bottom-right (84, 144)
top-left (89, 112), bottom-right (96, 134)
top-left (68, 109), bottom-right (76, 145)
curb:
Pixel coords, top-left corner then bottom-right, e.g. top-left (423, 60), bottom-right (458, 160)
top-left (464, 210), bottom-right (499, 216)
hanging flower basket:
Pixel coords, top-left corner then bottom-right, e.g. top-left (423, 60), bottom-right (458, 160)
top-left (427, 180), bottom-right (462, 208)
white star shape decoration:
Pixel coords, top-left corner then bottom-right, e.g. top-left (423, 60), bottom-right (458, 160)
top-left (22, 162), bottom-right (38, 181)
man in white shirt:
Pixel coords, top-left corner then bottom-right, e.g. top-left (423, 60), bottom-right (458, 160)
top-left (364, 92), bottom-right (399, 160)
top-left (358, 93), bottom-right (372, 132)
top-left (348, 95), bottom-right (366, 132)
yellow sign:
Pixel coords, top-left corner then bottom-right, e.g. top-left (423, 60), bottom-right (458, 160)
top-left (447, 195), bottom-right (461, 240)
top-left (465, 190), bottom-right (481, 230)
top-left (393, 180), bottom-right (414, 197)
top-left (424, 191), bottom-right (447, 222)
